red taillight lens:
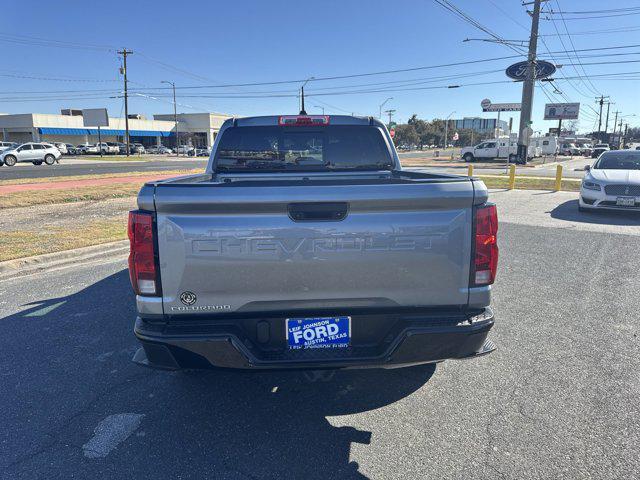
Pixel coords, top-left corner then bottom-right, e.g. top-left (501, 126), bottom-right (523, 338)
top-left (278, 115), bottom-right (330, 126)
top-left (473, 204), bottom-right (498, 286)
top-left (128, 211), bottom-right (159, 295)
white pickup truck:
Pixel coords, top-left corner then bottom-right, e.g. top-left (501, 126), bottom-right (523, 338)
top-left (461, 137), bottom-right (539, 164)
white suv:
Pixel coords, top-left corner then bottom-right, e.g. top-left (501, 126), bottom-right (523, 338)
top-left (0, 142), bottom-right (62, 166)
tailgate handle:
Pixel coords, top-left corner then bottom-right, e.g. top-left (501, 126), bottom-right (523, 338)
top-left (288, 202), bottom-right (349, 222)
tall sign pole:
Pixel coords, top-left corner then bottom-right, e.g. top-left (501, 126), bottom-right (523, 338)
top-left (516, 0), bottom-right (542, 164)
top-left (118, 49), bottom-right (133, 157)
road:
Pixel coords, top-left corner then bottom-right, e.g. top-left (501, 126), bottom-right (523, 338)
top-left (0, 157), bottom-right (207, 180)
top-left (0, 155), bottom-right (591, 180)
top-left (1, 190), bottom-right (639, 479)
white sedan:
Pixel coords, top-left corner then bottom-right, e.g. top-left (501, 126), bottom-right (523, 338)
top-left (579, 150), bottom-right (640, 212)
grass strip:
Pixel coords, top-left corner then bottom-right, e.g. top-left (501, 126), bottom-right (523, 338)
top-left (0, 218), bottom-right (127, 262)
top-left (0, 169), bottom-right (201, 186)
top-left (0, 183), bottom-right (141, 209)
top-left (478, 175), bottom-right (581, 192)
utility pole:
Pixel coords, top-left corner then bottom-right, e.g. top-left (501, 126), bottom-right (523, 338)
top-left (118, 49), bottom-right (133, 157)
top-left (516, 0), bottom-right (542, 164)
top-left (612, 110), bottom-right (620, 137)
top-left (604, 101), bottom-right (611, 134)
top-left (379, 97), bottom-right (393, 119)
top-left (596, 96), bottom-right (604, 134)
top-left (161, 81), bottom-right (178, 157)
top-left (384, 109), bottom-right (396, 129)
top-left (623, 123), bottom-right (629, 148)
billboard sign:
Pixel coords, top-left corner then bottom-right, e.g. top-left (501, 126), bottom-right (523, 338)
top-left (505, 60), bottom-right (556, 81)
top-left (481, 99), bottom-right (521, 112)
top-left (82, 108), bottom-right (109, 127)
top-left (544, 103), bottom-right (580, 120)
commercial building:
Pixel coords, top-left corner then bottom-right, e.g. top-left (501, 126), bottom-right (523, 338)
top-left (0, 110), bottom-right (232, 148)
top-left (453, 117), bottom-right (509, 135)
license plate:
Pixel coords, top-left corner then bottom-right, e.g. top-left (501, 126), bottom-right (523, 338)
top-left (286, 316), bottom-right (351, 350)
top-left (616, 197), bottom-right (636, 207)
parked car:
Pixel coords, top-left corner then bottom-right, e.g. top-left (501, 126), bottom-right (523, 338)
top-left (96, 142), bottom-right (119, 154)
top-left (0, 141), bottom-right (18, 152)
top-left (65, 144), bottom-right (77, 155)
top-left (146, 146), bottom-right (160, 154)
top-left (76, 143), bottom-right (98, 154)
top-left (129, 114), bottom-right (498, 371)
top-left (0, 142), bottom-right (62, 166)
top-left (158, 146), bottom-right (173, 154)
top-left (591, 143), bottom-right (610, 158)
top-left (177, 145), bottom-right (194, 155)
top-left (579, 150), bottom-right (640, 212)
top-left (130, 143), bottom-right (145, 154)
top-left (188, 147), bottom-right (209, 157)
top-left (54, 143), bottom-right (68, 155)
top-left (559, 143), bottom-right (581, 156)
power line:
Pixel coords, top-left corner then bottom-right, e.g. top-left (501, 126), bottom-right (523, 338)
top-left (545, 7), bottom-right (640, 15)
top-left (434, 0), bottom-right (527, 54)
top-left (552, 0), bottom-right (602, 95)
top-left (544, 12), bottom-right (640, 20)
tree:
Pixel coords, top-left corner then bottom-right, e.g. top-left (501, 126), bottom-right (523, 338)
top-left (393, 124), bottom-right (419, 147)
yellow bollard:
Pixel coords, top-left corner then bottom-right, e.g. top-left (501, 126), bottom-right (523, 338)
top-left (554, 164), bottom-right (563, 191)
top-left (467, 164), bottom-right (474, 177)
top-left (508, 164), bottom-right (516, 190)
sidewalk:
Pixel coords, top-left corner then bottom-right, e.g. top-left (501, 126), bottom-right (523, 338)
top-left (0, 173), bottom-right (178, 194)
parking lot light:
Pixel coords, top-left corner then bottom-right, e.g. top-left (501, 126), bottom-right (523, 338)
top-left (161, 80), bottom-right (179, 157)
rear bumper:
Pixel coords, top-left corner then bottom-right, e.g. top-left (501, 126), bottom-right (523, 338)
top-left (133, 308), bottom-right (495, 370)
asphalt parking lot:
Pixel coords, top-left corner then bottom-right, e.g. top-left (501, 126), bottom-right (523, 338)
top-left (1, 190), bottom-right (639, 479)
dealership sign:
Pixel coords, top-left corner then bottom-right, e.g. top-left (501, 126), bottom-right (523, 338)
top-left (481, 99), bottom-right (521, 112)
top-left (505, 60), bottom-right (556, 81)
top-left (544, 103), bottom-right (580, 120)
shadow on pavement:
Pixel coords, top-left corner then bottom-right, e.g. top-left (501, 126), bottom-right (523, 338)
top-left (550, 199), bottom-right (640, 226)
top-left (1, 269), bottom-right (436, 479)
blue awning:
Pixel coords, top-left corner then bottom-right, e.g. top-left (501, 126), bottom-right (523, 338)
top-left (38, 127), bottom-right (173, 137)
top-left (38, 127), bottom-right (90, 135)
top-left (85, 128), bottom-right (172, 137)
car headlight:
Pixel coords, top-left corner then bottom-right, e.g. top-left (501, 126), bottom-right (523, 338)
top-left (582, 180), bottom-right (601, 191)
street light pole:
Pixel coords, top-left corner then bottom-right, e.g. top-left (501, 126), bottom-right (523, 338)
top-left (313, 105), bottom-right (325, 115)
top-left (299, 77), bottom-right (315, 115)
top-left (444, 111), bottom-right (456, 149)
top-left (516, 0), bottom-right (541, 164)
top-left (379, 97), bottom-right (393, 119)
top-left (161, 81), bottom-right (178, 157)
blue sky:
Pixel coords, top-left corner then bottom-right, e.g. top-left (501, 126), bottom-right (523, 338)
top-left (2, 0), bottom-right (640, 133)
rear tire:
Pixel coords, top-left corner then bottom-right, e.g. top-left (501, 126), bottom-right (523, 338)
top-left (44, 155), bottom-right (55, 165)
top-left (463, 153), bottom-right (474, 163)
top-left (3, 155), bottom-right (16, 167)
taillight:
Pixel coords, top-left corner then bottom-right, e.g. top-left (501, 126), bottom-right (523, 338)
top-left (278, 115), bottom-right (330, 126)
top-left (128, 210), bottom-right (160, 296)
top-left (472, 204), bottom-right (498, 286)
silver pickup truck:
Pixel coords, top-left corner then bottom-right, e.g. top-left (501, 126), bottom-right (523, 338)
top-left (129, 115), bottom-right (498, 370)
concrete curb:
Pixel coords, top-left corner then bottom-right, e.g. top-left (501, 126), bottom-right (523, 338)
top-left (0, 240), bottom-right (129, 280)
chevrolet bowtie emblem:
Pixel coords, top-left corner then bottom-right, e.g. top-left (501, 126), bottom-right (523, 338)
top-left (625, 187), bottom-right (630, 195)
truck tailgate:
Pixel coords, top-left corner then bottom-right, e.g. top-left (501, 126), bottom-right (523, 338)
top-left (154, 179), bottom-right (475, 315)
